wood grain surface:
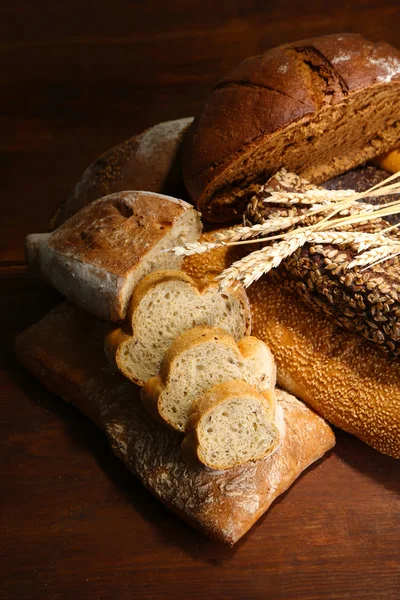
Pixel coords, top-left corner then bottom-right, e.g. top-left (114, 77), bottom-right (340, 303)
top-left (1, 2), bottom-right (399, 599)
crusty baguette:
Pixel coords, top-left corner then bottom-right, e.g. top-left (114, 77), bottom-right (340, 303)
top-left (183, 33), bottom-right (400, 221)
top-left (183, 233), bottom-right (400, 458)
top-left (49, 117), bottom-right (194, 230)
top-left (26, 192), bottom-right (202, 321)
top-left (105, 270), bottom-right (251, 386)
top-left (141, 325), bottom-right (276, 432)
top-left (15, 301), bottom-right (335, 545)
top-left (181, 380), bottom-right (282, 470)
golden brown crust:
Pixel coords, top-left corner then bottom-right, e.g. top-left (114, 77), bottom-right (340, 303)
top-left (373, 148), bottom-right (400, 173)
top-left (15, 302), bottom-right (335, 545)
top-left (27, 192), bottom-right (201, 322)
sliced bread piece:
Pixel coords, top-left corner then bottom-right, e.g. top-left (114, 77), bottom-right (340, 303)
top-left (181, 380), bottom-right (282, 470)
top-left (105, 270), bottom-right (251, 386)
top-left (26, 191), bottom-right (202, 321)
top-left (141, 325), bottom-right (276, 432)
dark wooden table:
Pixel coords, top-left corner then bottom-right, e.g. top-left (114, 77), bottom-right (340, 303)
top-left (1, 2), bottom-right (400, 599)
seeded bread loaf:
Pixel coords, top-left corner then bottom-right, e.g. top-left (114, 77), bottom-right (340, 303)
top-left (26, 192), bottom-right (202, 322)
top-left (183, 233), bottom-right (400, 458)
top-left (15, 301), bottom-right (335, 544)
top-left (49, 117), bottom-right (194, 230)
top-left (181, 380), bottom-right (282, 470)
top-left (105, 270), bottom-right (251, 386)
top-left (244, 169), bottom-right (400, 355)
top-left (182, 33), bottom-right (400, 221)
top-left (141, 325), bottom-right (276, 431)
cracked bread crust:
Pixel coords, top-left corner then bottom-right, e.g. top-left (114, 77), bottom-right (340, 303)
top-left (182, 33), bottom-right (400, 221)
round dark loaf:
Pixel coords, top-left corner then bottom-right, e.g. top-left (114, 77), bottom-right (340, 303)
top-left (182, 33), bottom-right (400, 222)
top-left (49, 117), bottom-right (193, 230)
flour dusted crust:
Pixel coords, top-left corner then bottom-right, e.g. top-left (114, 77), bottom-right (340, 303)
top-left (183, 33), bottom-right (400, 221)
top-left (26, 191), bottom-right (202, 321)
top-left (49, 117), bottom-right (194, 229)
top-left (15, 302), bottom-right (335, 545)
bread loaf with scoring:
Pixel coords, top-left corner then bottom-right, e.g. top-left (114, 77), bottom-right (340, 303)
top-left (26, 192), bottom-right (202, 322)
top-left (15, 301), bottom-right (335, 545)
top-left (141, 325), bottom-right (276, 431)
top-left (182, 33), bottom-right (400, 221)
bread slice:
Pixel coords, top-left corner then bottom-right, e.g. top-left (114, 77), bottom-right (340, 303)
top-left (181, 381), bottom-right (282, 470)
top-left (49, 117), bottom-right (194, 230)
top-left (15, 301), bottom-right (335, 545)
top-left (141, 326), bottom-right (276, 432)
top-left (26, 191), bottom-right (202, 321)
top-left (183, 33), bottom-right (400, 221)
top-left (105, 271), bottom-right (251, 386)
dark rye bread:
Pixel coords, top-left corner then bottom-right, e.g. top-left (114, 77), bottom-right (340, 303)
top-left (182, 33), bottom-right (400, 222)
top-left (49, 117), bottom-right (194, 230)
top-left (15, 302), bottom-right (335, 545)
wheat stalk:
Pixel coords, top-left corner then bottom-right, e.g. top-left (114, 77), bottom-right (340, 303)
top-left (217, 229), bottom-right (399, 289)
top-left (348, 244), bottom-right (400, 269)
top-left (168, 170), bottom-right (400, 286)
top-left (217, 231), bottom-right (308, 288)
top-left (260, 188), bottom-right (356, 205)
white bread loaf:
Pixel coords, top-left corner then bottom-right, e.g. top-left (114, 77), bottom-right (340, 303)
top-left (141, 325), bottom-right (276, 432)
top-left (181, 380), bottom-right (282, 471)
top-left (15, 301), bottom-right (335, 545)
top-left (26, 191), bottom-right (202, 322)
top-left (105, 270), bottom-right (251, 386)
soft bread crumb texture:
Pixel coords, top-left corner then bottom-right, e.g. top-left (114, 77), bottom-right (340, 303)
top-left (107, 271), bottom-right (251, 385)
top-left (27, 191), bottom-right (202, 321)
top-left (189, 382), bottom-right (280, 470)
top-left (141, 326), bottom-right (276, 432)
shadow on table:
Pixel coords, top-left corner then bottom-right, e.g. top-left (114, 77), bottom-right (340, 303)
top-left (332, 428), bottom-right (400, 495)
